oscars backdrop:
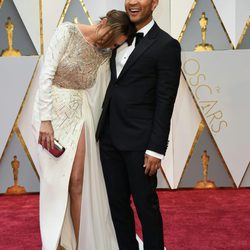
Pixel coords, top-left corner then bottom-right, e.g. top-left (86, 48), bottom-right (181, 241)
top-left (0, 0), bottom-right (250, 193)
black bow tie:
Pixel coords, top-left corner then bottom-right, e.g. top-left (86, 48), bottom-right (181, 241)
top-left (135, 32), bottom-right (144, 46)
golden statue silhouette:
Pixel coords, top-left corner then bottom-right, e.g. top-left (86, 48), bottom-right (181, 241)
top-left (0, 0), bottom-right (4, 8)
top-left (195, 150), bottom-right (216, 189)
top-left (12, 155), bottom-right (19, 186)
top-left (73, 17), bottom-right (79, 24)
top-left (1, 17), bottom-right (22, 57)
top-left (194, 12), bottom-right (214, 52)
top-left (6, 156), bottom-right (26, 194)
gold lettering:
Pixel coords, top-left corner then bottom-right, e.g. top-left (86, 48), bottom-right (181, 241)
top-left (183, 58), bottom-right (228, 134)
top-left (189, 73), bottom-right (206, 87)
top-left (211, 120), bottom-right (228, 133)
top-left (199, 100), bottom-right (218, 115)
top-left (207, 110), bottom-right (223, 125)
top-left (195, 84), bottom-right (212, 100)
top-left (183, 58), bottom-right (200, 76)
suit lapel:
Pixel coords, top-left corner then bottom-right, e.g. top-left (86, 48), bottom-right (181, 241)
top-left (117, 23), bottom-right (160, 81)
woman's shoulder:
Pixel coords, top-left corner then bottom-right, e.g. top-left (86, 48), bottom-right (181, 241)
top-left (55, 22), bottom-right (77, 36)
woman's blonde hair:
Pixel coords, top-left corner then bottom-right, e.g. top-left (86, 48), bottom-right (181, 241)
top-left (97, 10), bottom-right (136, 48)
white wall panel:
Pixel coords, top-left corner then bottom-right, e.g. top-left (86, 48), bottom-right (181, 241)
top-left (170, 0), bottom-right (194, 39)
top-left (172, 74), bottom-right (202, 188)
top-left (153, 0), bottom-right (171, 33)
top-left (85, 0), bottom-right (125, 22)
top-left (18, 57), bottom-right (44, 173)
top-left (213, 0), bottom-right (250, 47)
top-left (42, 0), bottom-right (67, 52)
top-left (235, 0), bottom-right (250, 46)
top-left (0, 56), bottom-right (39, 159)
top-left (182, 50), bottom-right (250, 186)
top-left (213, 0), bottom-right (236, 46)
top-left (13, 0), bottom-right (41, 54)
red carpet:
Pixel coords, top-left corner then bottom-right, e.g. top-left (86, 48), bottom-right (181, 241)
top-left (0, 189), bottom-right (250, 249)
top-left (134, 189), bottom-right (250, 249)
top-left (0, 194), bottom-right (41, 250)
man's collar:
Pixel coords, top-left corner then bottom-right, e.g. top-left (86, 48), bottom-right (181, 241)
top-left (137, 19), bottom-right (155, 36)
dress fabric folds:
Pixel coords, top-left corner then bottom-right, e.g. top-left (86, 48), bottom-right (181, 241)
top-left (32, 22), bottom-right (118, 250)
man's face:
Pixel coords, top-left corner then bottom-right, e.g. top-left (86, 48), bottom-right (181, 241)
top-left (125, 0), bottom-right (158, 30)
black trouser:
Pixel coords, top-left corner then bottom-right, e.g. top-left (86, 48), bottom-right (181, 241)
top-left (99, 117), bottom-right (164, 250)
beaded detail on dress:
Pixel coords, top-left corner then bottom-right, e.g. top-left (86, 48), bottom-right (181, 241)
top-left (51, 87), bottom-right (83, 145)
top-left (53, 23), bottom-right (109, 90)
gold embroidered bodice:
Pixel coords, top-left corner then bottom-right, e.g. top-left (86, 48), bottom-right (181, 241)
top-left (53, 23), bottom-right (109, 89)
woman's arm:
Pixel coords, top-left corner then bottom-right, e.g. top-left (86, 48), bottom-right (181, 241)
top-left (38, 22), bottom-right (73, 149)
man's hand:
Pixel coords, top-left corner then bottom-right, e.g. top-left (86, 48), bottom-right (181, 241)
top-left (39, 121), bottom-right (54, 151)
top-left (144, 154), bottom-right (161, 176)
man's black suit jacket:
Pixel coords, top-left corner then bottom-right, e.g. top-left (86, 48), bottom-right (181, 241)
top-left (97, 23), bottom-right (181, 155)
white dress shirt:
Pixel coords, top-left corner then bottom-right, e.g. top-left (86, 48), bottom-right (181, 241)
top-left (115, 20), bottom-right (164, 160)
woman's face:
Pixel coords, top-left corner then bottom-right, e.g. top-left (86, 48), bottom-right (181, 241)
top-left (95, 25), bottom-right (127, 49)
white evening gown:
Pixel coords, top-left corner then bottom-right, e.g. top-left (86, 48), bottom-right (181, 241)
top-left (32, 22), bottom-right (118, 250)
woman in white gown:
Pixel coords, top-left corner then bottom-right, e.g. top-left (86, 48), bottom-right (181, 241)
top-left (32, 10), bottom-right (135, 250)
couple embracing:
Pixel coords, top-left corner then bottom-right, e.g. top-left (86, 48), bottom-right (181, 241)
top-left (32, 0), bottom-right (181, 249)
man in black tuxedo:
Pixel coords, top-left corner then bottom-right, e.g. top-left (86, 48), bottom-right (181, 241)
top-left (96, 0), bottom-right (181, 249)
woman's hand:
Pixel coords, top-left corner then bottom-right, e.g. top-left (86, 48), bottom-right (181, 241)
top-left (39, 121), bottom-right (54, 151)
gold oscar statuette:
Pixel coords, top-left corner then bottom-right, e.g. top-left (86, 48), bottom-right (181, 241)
top-left (73, 17), bottom-right (79, 24)
top-left (0, 0), bottom-right (4, 8)
top-left (194, 12), bottom-right (214, 52)
top-left (195, 150), bottom-right (216, 189)
top-left (1, 17), bottom-right (22, 57)
top-left (6, 156), bottom-right (26, 194)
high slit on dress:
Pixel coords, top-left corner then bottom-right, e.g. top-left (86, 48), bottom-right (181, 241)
top-left (32, 22), bottom-right (118, 250)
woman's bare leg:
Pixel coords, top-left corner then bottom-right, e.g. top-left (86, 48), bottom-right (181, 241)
top-left (69, 127), bottom-right (85, 248)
